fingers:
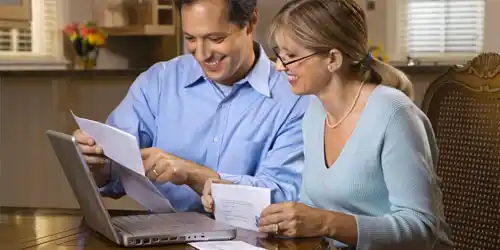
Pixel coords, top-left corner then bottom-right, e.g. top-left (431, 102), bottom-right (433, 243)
top-left (142, 150), bottom-right (164, 172)
top-left (73, 129), bottom-right (95, 145)
top-left (201, 179), bottom-right (216, 213)
top-left (78, 144), bottom-right (104, 155)
top-left (258, 222), bottom-right (281, 234)
top-left (140, 147), bottom-right (158, 160)
top-left (84, 155), bottom-right (109, 165)
top-left (259, 212), bottom-right (285, 228)
top-left (73, 129), bottom-right (107, 166)
top-left (260, 203), bottom-right (288, 218)
top-left (202, 194), bottom-right (214, 213)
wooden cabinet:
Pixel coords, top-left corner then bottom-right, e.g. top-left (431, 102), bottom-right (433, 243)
top-left (102, 0), bottom-right (180, 36)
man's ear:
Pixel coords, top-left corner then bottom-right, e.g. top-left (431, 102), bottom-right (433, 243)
top-left (246, 9), bottom-right (259, 35)
top-left (327, 49), bottom-right (343, 73)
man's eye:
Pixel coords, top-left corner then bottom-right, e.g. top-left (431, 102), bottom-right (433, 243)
top-left (185, 36), bottom-right (195, 41)
top-left (209, 37), bottom-right (225, 43)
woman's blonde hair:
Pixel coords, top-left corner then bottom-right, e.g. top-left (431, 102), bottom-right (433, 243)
top-left (269, 0), bottom-right (413, 99)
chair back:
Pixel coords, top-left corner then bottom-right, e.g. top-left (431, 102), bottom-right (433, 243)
top-left (422, 52), bottom-right (500, 250)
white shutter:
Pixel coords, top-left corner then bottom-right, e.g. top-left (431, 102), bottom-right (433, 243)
top-left (40, 0), bottom-right (58, 56)
top-left (398, 0), bottom-right (485, 60)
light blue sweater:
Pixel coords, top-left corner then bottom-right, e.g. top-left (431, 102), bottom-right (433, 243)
top-left (300, 85), bottom-right (454, 250)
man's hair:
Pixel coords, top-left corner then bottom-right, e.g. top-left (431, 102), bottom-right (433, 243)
top-left (174, 0), bottom-right (257, 28)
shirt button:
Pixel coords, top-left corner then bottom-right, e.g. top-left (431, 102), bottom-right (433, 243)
top-left (213, 137), bottom-right (219, 142)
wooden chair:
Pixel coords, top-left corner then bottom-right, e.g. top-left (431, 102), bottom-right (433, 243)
top-left (422, 52), bottom-right (500, 250)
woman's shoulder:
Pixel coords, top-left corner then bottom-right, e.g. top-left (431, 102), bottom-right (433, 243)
top-left (369, 84), bottom-right (417, 114)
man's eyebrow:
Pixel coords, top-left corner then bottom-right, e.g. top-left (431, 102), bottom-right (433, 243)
top-left (183, 32), bottom-right (230, 38)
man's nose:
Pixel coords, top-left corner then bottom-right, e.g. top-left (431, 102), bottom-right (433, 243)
top-left (194, 41), bottom-right (211, 61)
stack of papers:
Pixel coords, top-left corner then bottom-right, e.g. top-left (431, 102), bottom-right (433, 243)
top-left (189, 241), bottom-right (265, 250)
top-left (211, 183), bottom-right (271, 231)
top-left (71, 111), bottom-right (175, 213)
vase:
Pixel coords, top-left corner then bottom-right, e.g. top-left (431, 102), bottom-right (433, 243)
top-left (73, 38), bottom-right (100, 70)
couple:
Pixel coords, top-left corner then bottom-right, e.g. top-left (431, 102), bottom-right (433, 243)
top-left (74, 0), bottom-right (454, 249)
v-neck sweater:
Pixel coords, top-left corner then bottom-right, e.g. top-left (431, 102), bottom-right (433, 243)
top-left (299, 85), bottom-right (454, 249)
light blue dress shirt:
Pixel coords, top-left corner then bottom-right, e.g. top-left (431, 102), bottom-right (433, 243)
top-left (100, 43), bottom-right (309, 212)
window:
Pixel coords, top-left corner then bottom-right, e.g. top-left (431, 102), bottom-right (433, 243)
top-left (393, 0), bottom-right (485, 62)
top-left (0, 0), bottom-right (64, 67)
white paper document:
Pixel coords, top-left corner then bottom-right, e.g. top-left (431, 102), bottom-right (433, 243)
top-left (71, 111), bottom-right (176, 213)
top-left (117, 166), bottom-right (176, 213)
top-left (71, 111), bottom-right (144, 176)
top-left (189, 240), bottom-right (265, 250)
top-left (211, 184), bottom-right (271, 232)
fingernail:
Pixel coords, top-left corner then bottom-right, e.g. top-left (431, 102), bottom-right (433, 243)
top-left (95, 147), bottom-right (103, 154)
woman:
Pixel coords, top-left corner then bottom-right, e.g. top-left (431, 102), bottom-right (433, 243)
top-left (201, 0), bottom-right (454, 249)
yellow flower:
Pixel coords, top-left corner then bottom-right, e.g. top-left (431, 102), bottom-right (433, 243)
top-left (86, 33), bottom-right (105, 46)
top-left (70, 33), bottom-right (78, 41)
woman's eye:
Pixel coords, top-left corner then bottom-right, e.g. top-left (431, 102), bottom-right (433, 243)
top-left (283, 54), bottom-right (295, 60)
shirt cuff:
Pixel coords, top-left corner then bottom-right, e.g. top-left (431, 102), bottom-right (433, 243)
top-left (218, 173), bottom-right (244, 184)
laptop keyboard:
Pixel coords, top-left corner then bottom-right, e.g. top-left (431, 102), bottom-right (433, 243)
top-left (112, 214), bottom-right (187, 235)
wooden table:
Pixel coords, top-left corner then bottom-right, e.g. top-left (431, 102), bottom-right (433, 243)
top-left (0, 207), bottom-right (329, 250)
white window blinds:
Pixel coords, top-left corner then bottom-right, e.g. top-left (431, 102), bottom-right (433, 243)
top-left (399, 0), bottom-right (485, 59)
top-left (0, 0), bottom-right (59, 57)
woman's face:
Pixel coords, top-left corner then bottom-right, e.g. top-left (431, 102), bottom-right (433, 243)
top-left (273, 33), bottom-right (333, 95)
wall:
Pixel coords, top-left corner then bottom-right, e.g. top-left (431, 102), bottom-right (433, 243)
top-left (254, 0), bottom-right (288, 57)
top-left (255, 0), bottom-right (500, 61)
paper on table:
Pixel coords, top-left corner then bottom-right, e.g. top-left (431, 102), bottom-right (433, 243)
top-left (117, 166), bottom-right (176, 213)
top-left (71, 111), bottom-right (145, 176)
top-left (211, 184), bottom-right (271, 232)
top-left (188, 241), bottom-right (265, 250)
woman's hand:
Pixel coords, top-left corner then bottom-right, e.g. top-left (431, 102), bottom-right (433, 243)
top-left (201, 178), bottom-right (233, 213)
top-left (258, 202), bottom-right (335, 238)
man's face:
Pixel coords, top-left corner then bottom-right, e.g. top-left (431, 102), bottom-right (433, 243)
top-left (181, 0), bottom-right (254, 84)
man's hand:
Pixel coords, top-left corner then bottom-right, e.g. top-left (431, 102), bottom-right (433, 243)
top-left (73, 129), bottom-right (111, 187)
top-left (141, 147), bottom-right (190, 185)
top-left (140, 147), bottom-right (220, 194)
top-left (201, 178), bottom-right (233, 213)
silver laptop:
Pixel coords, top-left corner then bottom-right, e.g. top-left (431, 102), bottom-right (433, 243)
top-left (45, 130), bottom-right (236, 247)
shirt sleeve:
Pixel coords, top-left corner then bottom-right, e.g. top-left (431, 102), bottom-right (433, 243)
top-left (219, 97), bottom-right (309, 203)
top-left (354, 105), bottom-right (452, 250)
top-left (98, 63), bottom-right (162, 198)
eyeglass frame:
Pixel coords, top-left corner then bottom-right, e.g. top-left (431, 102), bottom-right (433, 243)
top-left (272, 46), bottom-right (327, 68)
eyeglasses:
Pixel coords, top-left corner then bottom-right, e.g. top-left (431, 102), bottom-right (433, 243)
top-left (272, 46), bottom-right (324, 68)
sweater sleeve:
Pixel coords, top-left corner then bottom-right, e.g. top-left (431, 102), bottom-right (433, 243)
top-left (353, 105), bottom-right (450, 250)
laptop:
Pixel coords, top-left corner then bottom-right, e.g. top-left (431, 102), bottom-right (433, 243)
top-left (45, 130), bottom-right (236, 247)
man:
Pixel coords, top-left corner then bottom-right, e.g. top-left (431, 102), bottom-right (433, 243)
top-left (74, 0), bottom-right (309, 212)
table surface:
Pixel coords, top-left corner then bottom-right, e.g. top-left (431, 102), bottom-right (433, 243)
top-left (0, 207), bottom-right (328, 250)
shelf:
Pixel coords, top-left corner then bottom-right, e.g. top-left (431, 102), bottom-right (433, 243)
top-left (102, 25), bottom-right (176, 36)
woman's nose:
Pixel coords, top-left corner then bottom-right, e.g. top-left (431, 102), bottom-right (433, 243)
top-left (274, 59), bottom-right (287, 72)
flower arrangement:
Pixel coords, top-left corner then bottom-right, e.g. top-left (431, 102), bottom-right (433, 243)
top-left (64, 21), bottom-right (108, 69)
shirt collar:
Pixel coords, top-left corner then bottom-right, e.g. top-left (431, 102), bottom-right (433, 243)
top-left (184, 42), bottom-right (272, 97)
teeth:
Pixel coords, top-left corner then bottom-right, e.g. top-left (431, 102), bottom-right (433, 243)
top-left (206, 60), bottom-right (220, 66)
